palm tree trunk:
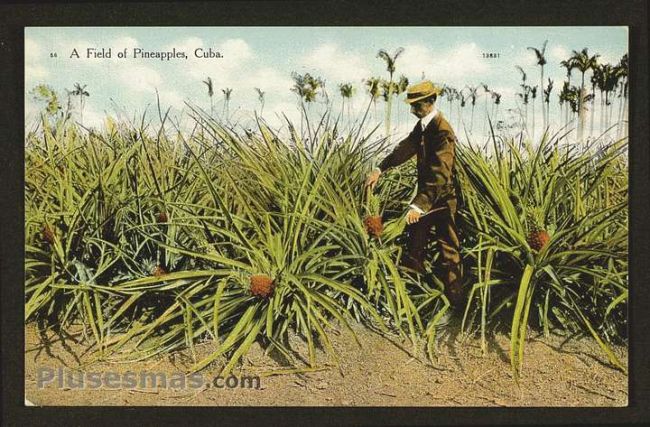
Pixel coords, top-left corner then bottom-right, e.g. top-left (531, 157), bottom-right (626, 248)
top-left (532, 101), bottom-right (536, 141)
top-left (578, 73), bottom-right (586, 142)
top-left (589, 91), bottom-right (595, 139)
top-left (616, 82), bottom-right (625, 139)
top-left (524, 103), bottom-right (528, 137)
top-left (385, 84), bottom-right (393, 142)
top-left (483, 96), bottom-right (488, 135)
top-left (608, 93), bottom-right (615, 129)
top-left (470, 105), bottom-right (475, 133)
top-left (541, 67), bottom-right (545, 130)
top-left (79, 95), bottom-right (83, 125)
top-left (623, 89), bottom-right (630, 138)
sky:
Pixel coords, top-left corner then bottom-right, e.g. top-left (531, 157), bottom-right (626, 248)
top-left (25, 26), bottom-right (628, 140)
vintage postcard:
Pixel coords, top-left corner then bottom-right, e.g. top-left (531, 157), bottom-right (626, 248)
top-left (24, 26), bottom-right (628, 407)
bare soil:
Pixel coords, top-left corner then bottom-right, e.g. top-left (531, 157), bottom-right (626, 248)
top-left (24, 319), bottom-right (628, 407)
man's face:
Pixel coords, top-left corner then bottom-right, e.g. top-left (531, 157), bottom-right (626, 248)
top-left (410, 100), bottom-right (434, 119)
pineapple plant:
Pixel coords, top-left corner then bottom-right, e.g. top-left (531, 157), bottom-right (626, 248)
top-left (250, 274), bottom-right (275, 298)
top-left (526, 207), bottom-right (550, 252)
top-left (363, 190), bottom-right (383, 239)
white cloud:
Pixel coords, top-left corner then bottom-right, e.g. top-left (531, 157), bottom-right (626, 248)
top-left (549, 45), bottom-right (570, 63)
top-left (164, 36), bottom-right (204, 58)
top-left (598, 50), bottom-right (623, 66)
top-left (115, 64), bottom-right (163, 92)
top-left (398, 43), bottom-right (490, 86)
top-left (172, 38), bottom-right (256, 83)
top-left (25, 65), bottom-right (49, 81)
top-left (520, 47), bottom-right (539, 67)
top-left (25, 38), bottom-right (50, 83)
top-left (220, 38), bottom-right (253, 64)
top-left (79, 105), bottom-right (106, 129)
top-left (297, 43), bottom-right (371, 83)
top-left (156, 89), bottom-right (186, 110)
top-left (25, 38), bottom-right (42, 63)
top-left (246, 67), bottom-right (294, 95)
top-left (489, 85), bottom-right (518, 104)
top-left (113, 36), bottom-right (140, 51)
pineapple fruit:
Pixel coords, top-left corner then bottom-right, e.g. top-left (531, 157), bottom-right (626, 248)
top-left (526, 207), bottom-right (550, 252)
top-left (364, 190), bottom-right (383, 238)
top-left (250, 274), bottom-right (275, 298)
top-left (151, 265), bottom-right (167, 277)
top-left (156, 211), bottom-right (168, 223)
top-left (41, 223), bottom-right (56, 244)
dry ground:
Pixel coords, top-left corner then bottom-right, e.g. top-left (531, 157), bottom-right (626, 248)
top-left (24, 319), bottom-right (628, 407)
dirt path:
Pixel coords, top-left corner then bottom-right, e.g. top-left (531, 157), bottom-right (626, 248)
top-left (24, 320), bottom-right (627, 407)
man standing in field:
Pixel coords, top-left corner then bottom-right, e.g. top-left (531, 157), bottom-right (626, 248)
top-left (365, 80), bottom-right (464, 314)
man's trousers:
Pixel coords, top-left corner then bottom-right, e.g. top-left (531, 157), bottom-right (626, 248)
top-left (401, 200), bottom-right (464, 307)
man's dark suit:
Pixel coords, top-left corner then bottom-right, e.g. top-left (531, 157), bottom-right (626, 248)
top-left (378, 112), bottom-right (463, 306)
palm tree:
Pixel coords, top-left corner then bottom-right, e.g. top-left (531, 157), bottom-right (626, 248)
top-left (396, 75), bottom-right (409, 129)
top-left (381, 79), bottom-right (399, 133)
top-left (527, 40), bottom-right (548, 129)
top-left (543, 78), bottom-right (553, 128)
top-left (566, 86), bottom-right (580, 124)
top-left (601, 64), bottom-right (620, 130)
top-left (203, 77), bottom-right (214, 116)
top-left (458, 89), bottom-right (467, 129)
top-left (530, 85), bottom-right (538, 139)
top-left (491, 91), bottom-right (502, 123)
top-left (72, 83), bottom-right (89, 125)
top-left (441, 85), bottom-right (454, 125)
top-left (517, 84), bottom-right (531, 136)
top-left (559, 59), bottom-right (575, 127)
top-left (515, 66), bottom-right (528, 133)
top-left (568, 48), bottom-right (600, 141)
top-left (558, 81), bottom-right (571, 128)
top-left (466, 85), bottom-right (479, 132)
top-left (560, 58), bottom-right (575, 86)
top-left (615, 54), bottom-right (628, 139)
top-left (594, 63), bottom-right (610, 132)
top-left (254, 87), bottom-right (265, 115)
top-left (221, 88), bottom-right (232, 118)
top-left (364, 77), bottom-right (382, 123)
top-left (338, 82), bottom-right (355, 128)
top-left (481, 83), bottom-right (491, 133)
top-left (64, 88), bottom-right (74, 120)
top-left (589, 65), bottom-right (601, 138)
top-left (291, 72), bottom-right (324, 137)
top-left (377, 47), bottom-right (405, 139)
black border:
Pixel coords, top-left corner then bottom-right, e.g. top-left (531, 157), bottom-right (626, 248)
top-left (2, 1), bottom-right (648, 426)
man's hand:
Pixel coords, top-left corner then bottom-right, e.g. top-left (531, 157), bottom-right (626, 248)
top-left (406, 208), bottom-right (422, 224)
top-left (365, 168), bottom-right (381, 190)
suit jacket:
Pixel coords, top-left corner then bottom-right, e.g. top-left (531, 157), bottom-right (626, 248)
top-left (378, 112), bottom-right (458, 213)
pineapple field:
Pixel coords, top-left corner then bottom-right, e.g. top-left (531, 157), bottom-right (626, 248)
top-left (25, 96), bottom-right (628, 399)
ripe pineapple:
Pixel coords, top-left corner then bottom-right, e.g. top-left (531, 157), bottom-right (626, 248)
top-left (363, 191), bottom-right (383, 238)
top-left (526, 208), bottom-right (550, 252)
top-left (250, 274), bottom-right (275, 298)
top-left (157, 211), bottom-right (168, 223)
top-left (151, 265), bottom-right (167, 277)
top-left (41, 223), bottom-right (56, 244)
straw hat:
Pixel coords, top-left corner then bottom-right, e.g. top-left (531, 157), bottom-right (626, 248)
top-left (404, 80), bottom-right (442, 104)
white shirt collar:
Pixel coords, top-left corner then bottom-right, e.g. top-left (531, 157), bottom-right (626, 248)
top-left (420, 108), bottom-right (438, 131)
